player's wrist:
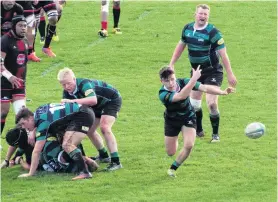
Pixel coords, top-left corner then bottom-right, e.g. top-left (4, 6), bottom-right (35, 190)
top-left (1, 70), bottom-right (13, 80)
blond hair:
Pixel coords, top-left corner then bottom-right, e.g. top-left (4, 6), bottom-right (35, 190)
top-left (196, 4), bottom-right (210, 11)
top-left (57, 67), bottom-right (75, 81)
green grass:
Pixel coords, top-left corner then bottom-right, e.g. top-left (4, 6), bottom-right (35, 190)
top-left (1, 1), bottom-right (277, 202)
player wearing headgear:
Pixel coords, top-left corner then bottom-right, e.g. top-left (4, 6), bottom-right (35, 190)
top-left (1, 15), bottom-right (28, 134)
top-left (1, 0), bottom-right (24, 36)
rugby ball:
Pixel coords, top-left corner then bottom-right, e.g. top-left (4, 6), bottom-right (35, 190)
top-left (245, 122), bottom-right (266, 139)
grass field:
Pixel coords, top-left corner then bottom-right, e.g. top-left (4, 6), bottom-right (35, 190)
top-left (1, 1), bottom-right (277, 202)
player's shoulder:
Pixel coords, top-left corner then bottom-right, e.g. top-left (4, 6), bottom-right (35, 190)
top-left (206, 23), bottom-right (221, 34)
top-left (183, 22), bottom-right (194, 30)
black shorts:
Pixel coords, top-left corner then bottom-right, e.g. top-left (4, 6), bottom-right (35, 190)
top-left (1, 88), bottom-right (25, 102)
top-left (164, 115), bottom-right (196, 137)
top-left (94, 97), bottom-right (122, 118)
top-left (48, 106), bottom-right (95, 137)
top-left (191, 65), bottom-right (223, 87)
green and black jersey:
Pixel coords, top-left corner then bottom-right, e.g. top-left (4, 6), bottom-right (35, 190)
top-left (181, 22), bottom-right (225, 72)
top-left (63, 78), bottom-right (121, 110)
top-left (159, 78), bottom-right (201, 119)
top-left (34, 103), bottom-right (81, 141)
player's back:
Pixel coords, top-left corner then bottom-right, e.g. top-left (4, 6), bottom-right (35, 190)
top-left (34, 103), bottom-right (81, 123)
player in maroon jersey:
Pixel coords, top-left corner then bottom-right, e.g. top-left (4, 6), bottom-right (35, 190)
top-left (1, 0), bottom-right (23, 36)
top-left (1, 16), bottom-right (28, 134)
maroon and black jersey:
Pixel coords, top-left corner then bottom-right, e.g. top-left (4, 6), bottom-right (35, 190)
top-left (1, 32), bottom-right (28, 89)
top-left (1, 3), bottom-right (24, 35)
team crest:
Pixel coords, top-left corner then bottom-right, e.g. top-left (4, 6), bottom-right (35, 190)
top-left (84, 89), bottom-right (94, 96)
top-left (17, 54), bottom-right (26, 65)
top-left (217, 38), bottom-right (224, 45)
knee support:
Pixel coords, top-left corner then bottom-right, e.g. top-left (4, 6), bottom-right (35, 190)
top-left (12, 99), bottom-right (26, 115)
top-left (190, 98), bottom-right (202, 111)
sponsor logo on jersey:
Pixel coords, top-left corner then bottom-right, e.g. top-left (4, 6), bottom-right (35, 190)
top-left (217, 38), bottom-right (224, 45)
top-left (17, 54), bottom-right (25, 65)
top-left (36, 132), bottom-right (41, 137)
top-left (198, 38), bottom-right (204, 42)
top-left (84, 89), bottom-right (94, 96)
top-left (82, 126), bottom-right (89, 132)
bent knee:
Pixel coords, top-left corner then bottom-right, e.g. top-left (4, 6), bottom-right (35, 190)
top-left (48, 16), bottom-right (58, 25)
top-left (190, 98), bottom-right (202, 111)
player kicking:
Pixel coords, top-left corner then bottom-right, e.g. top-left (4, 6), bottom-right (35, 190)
top-left (158, 66), bottom-right (235, 177)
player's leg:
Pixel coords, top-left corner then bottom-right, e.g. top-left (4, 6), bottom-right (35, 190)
top-left (24, 3), bottom-right (41, 62)
top-left (100, 98), bottom-right (122, 171)
top-left (38, 10), bottom-right (46, 44)
top-left (87, 116), bottom-right (110, 163)
top-left (204, 71), bottom-right (223, 142)
top-left (164, 119), bottom-right (180, 177)
top-left (206, 92), bottom-right (220, 142)
top-left (62, 131), bottom-right (91, 180)
top-left (52, 0), bottom-right (64, 42)
top-left (190, 90), bottom-right (204, 137)
top-left (41, 1), bottom-right (58, 57)
top-left (1, 90), bottom-right (12, 134)
top-left (112, 0), bottom-right (122, 34)
top-left (12, 94), bottom-right (26, 115)
top-left (100, 115), bottom-right (122, 171)
top-left (98, 0), bottom-right (109, 37)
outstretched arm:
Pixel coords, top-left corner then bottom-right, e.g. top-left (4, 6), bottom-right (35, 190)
top-left (198, 84), bottom-right (235, 95)
top-left (169, 41), bottom-right (186, 70)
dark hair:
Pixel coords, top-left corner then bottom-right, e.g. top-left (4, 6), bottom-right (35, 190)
top-left (16, 108), bottom-right (33, 124)
top-left (159, 66), bottom-right (174, 79)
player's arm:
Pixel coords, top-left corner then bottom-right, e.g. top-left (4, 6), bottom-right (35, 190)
top-left (217, 48), bottom-right (237, 87)
top-left (1, 52), bottom-right (23, 88)
top-left (172, 67), bottom-right (202, 101)
top-left (0, 146), bottom-right (17, 168)
top-left (169, 40), bottom-right (186, 70)
top-left (198, 84), bottom-right (235, 95)
top-left (62, 83), bottom-right (97, 106)
top-left (18, 139), bottom-right (46, 177)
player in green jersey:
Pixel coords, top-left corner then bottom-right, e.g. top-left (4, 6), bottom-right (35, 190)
top-left (158, 66), bottom-right (235, 177)
top-left (16, 102), bottom-right (96, 180)
top-left (169, 4), bottom-right (237, 142)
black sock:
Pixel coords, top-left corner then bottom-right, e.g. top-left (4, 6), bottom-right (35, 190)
top-left (69, 149), bottom-right (88, 173)
top-left (28, 48), bottom-right (33, 55)
top-left (113, 7), bottom-right (120, 28)
top-left (44, 24), bottom-right (56, 48)
top-left (196, 109), bottom-right (203, 132)
top-left (1, 121), bottom-right (6, 134)
top-left (78, 144), bottom-right (86, 156)
top-left (98, 148), bottom-right (109, 158)
top-left (170, 165), bottom-right (178, 170)
top-left (210, 114), bottom-right (220, 135)
top-left (38, 18), bottom-right (46, 38)
top-left (111, 152), bottom-right (120, 164)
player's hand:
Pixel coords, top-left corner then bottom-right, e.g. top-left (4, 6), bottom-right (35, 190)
top-left (8, 76), bottom-right (23, 89)
top-left (27, 129), bottom-right (36, 146)
top-left (227, 73), bottom-right (237, 87)
top-left (18, 173), bottom-right (32, 178)
top-left (168, 64), bottom-right (174, 70)
top-left (9, 160), bottom-right (15, 167)
top-left (191, 65), bottom-right (202, 81)
top-left (0, 160), bottom-right (9, 169)
top-left (222, 87), bottom-right (236, 95)
top-left (61, 99), bottom-right (73, 104)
